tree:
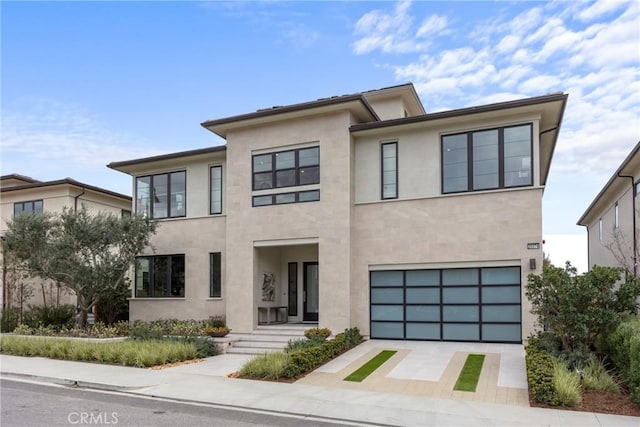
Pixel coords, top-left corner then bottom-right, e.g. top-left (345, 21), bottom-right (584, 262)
top-left (526, 259), bottom-right (640, 352)
top-left (3, 207), bottom-right (156, 327)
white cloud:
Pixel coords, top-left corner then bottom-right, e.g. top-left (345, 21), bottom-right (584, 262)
top-left (577, 0), bottom-right (629, 22)
top-left (518, 75), bottom-right (562, 94)
top-left (416, 15), bottom-right (448, 38)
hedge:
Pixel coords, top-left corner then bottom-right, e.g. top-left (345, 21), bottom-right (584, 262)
top-left (606, 317), bottom-right (640, 403)
top-left (525, 336), bottom-right (560, 405)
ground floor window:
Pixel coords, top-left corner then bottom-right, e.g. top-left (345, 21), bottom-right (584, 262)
top-left (210, 252), bottom-right (221, 298)
top-left (135, 254), bottom-right (185, 298)
top-left (370, 266), bottom-right (521, 343)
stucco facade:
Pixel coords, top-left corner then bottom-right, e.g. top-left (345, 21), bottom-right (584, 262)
top-left (109, 83), bottom-right (567, 344)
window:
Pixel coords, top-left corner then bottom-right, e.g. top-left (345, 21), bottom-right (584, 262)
top-left (252, 147), bottom-right (319, 190)
top-left (252, 190), bottom-right (320, 207)
top-left (599, 218), bottom-right (603, 240)
top-left (615, 203), bottom-right (619, 229)
top-left (210, 166), bottom-right (223, 214)
top-left (121, 209), bottom-right (132, 218)
top-left (381, 142), bottom-right (398, 199)
top-left (135, 255), bottom-right (185, 298)
top-left (14, 200), bottom-right (43, 216)
top-left (210, 253), bottom-right (221, 298)
top-left (635, 181), bottom-right (640, 196)
top-left (136, 171), bottom-right (186, 219)
top-left (442, 124), bottom-right (532, 194)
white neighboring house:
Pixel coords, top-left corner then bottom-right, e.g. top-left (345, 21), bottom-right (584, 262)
top-left (109, 83), bottom-right (568, 344)
top-left (0, 174), bottom-right (132, 310)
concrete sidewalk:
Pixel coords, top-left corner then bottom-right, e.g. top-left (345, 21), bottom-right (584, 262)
top-left (1, 355), bottom-right (638, 426)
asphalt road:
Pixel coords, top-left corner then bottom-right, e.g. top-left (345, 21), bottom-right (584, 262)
top-left (0, 379), bottom-right (358, 427)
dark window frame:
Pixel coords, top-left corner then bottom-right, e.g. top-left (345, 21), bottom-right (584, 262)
top-left (121, 209), bottom-right (132, 218)
top-left (14, 199), bottom-right (44, 216)
top-left (210, 165), bottom-right (223, 215)
top-left (252, 189), bottom-right (320, 207)
top-left (251, 146), bottom-right (320, 191)
top-left (381, 141), bottom-right (398, 200)
top-left (135, 254), bottom-right (185, 298)
top-left (441, 124), bottom-right (533, 194)
top-left (209, 252), bottom-right (222, 298)
top-left (135, 171), bottom-right (187, 219)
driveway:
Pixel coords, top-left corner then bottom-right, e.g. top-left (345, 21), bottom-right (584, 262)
top-left (296, 340), bottom-right (530, 406)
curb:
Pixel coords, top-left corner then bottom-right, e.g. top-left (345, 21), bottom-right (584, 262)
top-left (0, 372), bottom-right (151, 392)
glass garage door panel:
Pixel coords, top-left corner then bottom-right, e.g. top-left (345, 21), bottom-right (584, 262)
top-left (481, 267), bottom-right (520, 285)
top-left (406, 288), bottom-right (439, 303)
top-left (371, 305), bottom-right (404, 321)
top-left (443, 305), bottom-right (479, 322)
top-left (442, 268), bottom-right (479, 286)
top-left (406, 305), bottom-right (440, 321)
top-left (482, 324), bottom-right (521, 342)
top-left (406, 270), bottom-right (440, 286)
top-left (442, 287), bottom-right (478, 304)
top-left (482, 286), bottom-right (520, 303)
top-left (443, 323), bottom-right (479, 341)
top-left (371, 288), bottom-right (403, 304)
top-left (406, 323), bottom-right (440, 340)
top-left (371, 322), bottom-right (404, 339)
top-left (482, 305), bottom-right (520, 322)
top-left (371, 271), bottom-right (403, 286)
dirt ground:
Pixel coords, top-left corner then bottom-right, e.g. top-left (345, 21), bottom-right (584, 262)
top-left (531, 389), bottom-right (640, 417)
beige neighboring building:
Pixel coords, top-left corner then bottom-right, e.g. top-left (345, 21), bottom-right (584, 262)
top-left (578, 142), bottom-right (640, 274)
top-left (0, 174), bottom-right (132, 309)
top-left (109, 83), bottom-right (567, 344)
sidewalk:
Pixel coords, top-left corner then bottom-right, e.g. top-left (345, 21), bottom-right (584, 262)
top-left (2, 355), bottom-right (638, 426)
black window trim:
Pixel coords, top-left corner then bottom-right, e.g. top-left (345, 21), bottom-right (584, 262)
top-left (13, 199), bottom-right (44, 216)
top-left (381, 141), bottom-right (398, 200)
top-left (252, 189), bottom-right (320, 207)
top-left (135, 254), bottom-right (185, 298)
top-left (209, 165), bottom-right (223, 215)
top-left (441, 123), bottom-right (534, 195)
top-left (136, 171), bottom-right (187, 219)
top-left (209, 252), bottom-right (222, 298)
top-left (251, 146), bottom-right (320, 191)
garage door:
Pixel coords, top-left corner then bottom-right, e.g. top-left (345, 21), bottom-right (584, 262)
top-left (370, 266), bottom-right (521, 343)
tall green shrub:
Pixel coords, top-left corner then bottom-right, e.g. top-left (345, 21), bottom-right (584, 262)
top-left (606, 317), bottom-right (640, 403)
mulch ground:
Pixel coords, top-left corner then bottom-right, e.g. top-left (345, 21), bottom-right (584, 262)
top-left (530, 389), bottom-right (640, 417)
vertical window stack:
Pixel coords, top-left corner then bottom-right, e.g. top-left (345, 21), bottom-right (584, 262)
top-left (381, 142), bottom-right (398, 199)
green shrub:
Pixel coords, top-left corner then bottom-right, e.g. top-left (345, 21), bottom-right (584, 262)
top-left (206, 315), bottom-right (226, 328)
top-left (129, 321), bottom-right (165, 340)
top-left (240, 352), bottom-right (291, 380)
top-left (606, 316), bottom-right (640, 403)
top-left (23, 304), bottom-right (76, 329)
top-left (583, 358), bottom-right (620, 393)
top-left (180, 337), bottom-right (220, 358)
top-left (12, 324), bottom-right (32, 335)
top-left (1, 308), bottom-right (20, 333)
top-left (553, 360), bottom-right (582, 406)
top-left (304, 327), bottom-right (332, 340)
top-left (526, 335), bottom-right (560, 405)
top-left (286, 337), bottom-right (322, 352)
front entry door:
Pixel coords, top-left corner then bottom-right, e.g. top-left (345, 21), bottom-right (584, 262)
top-left (303, 262), bottom-right (319, 322)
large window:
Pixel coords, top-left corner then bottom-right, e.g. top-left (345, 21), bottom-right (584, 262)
top-left (442, 124), bottom-right (532, 194)
top-left (252, 190), bottom-right (320, 207)
top-left (135, 255), bottom-right (185, 298)
top-left (210, 252), bottom-right (222, 298)
top-left (252, 146), bottom-right (319, 190)
top-left (210, 166), bottom-right (223, 215)
top-left (381, 142), bottom-right (398, 199)
top-left (136, 171), bottom-right (186, 219)
top-left (14, 200), bottom-right (43, 216)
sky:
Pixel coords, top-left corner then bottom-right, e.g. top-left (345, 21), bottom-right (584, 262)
top-left (2, 0), bottom-right (639, 272)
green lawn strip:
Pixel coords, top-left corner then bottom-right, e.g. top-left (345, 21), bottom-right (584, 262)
top-left (454, 354), bottom-right (486, 392)
top-left (344, 350), bottom-right (397, 382)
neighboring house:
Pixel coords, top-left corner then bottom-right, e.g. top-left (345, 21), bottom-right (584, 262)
top-left (108, 83), bottom-right (567, 344)
top-left (577, 142), bottom-right (640, 275)
top-left (0, 174), bottom-right (132, 309)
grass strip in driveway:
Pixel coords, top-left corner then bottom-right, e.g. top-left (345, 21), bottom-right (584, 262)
top-left (344, 350), bottom-right (397, 382)
top-left (454, 354), bottom-right (485, 392)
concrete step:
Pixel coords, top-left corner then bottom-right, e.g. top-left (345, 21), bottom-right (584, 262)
top-left (226, 347), bottom-right (282, 355)
top-left (229, 334), bottom-right (301, 343)
top-left (232, 340), bottom-right (287, 349)
top-left (251, 329), bottom-right (308, 336)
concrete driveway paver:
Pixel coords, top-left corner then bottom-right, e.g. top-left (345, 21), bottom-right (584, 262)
top-left (297, 340), bottom-right (530, 406)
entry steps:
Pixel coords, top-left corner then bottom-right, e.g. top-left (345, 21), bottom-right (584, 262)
top-left (226, 323), bottom-right (316, 355)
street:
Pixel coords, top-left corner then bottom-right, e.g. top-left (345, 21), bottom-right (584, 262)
top-left (0, 379), bottom-right (358, 427)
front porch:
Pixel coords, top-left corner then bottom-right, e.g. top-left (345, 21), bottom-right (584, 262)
top-left (226, 323), bottom-right (318, 355)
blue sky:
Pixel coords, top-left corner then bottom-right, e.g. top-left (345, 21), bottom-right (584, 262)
top-left (2, 1), bottom-right (639, 270)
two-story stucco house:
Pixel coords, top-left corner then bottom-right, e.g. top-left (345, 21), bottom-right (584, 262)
top-left (0, 174), bottom-right (132, 309)
top-left (578, 142), bottom-right (640, 275)
top-left (108, 83), bottom-right (567, 345)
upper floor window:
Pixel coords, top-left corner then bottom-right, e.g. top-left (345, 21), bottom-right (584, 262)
top-left (599, 218), bottom-right (603, 240)
top-left (442, 124), bottom-right (532, 194)
top-left (14, 200), bottom-right (43, 216)
top-left (381, 142), bottom-right (398, 199)
top-left (136, 171), bottom-right (186, 219)
top-left (210, 166), bottom-right (223, 215)
top-left (252, 146), bottom-right (319, 190)
top-left (135, 254), bottom-right (185, 298)
top-left (635, 180), bottom-right (640, 196)
top-left (614, 203), bottom-right (619, 229)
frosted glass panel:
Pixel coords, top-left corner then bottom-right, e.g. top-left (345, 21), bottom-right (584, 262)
top-left (371, 271), bottom-right (403, 286)
top-left (482, 305), bottom-right (521, 322)
top-left (371, 322), bottom-right (404, 339)
top-left (406, 270), bottom-right (440, 286)
top-left (443, 306), bottom-right (479, 322)
top-left (481, 267), bottom-right (520, 285)
top-left (442, 269), bottom-right (479, 286)
top-left (406, 306), bottom-right (440, 321)
top-left (407, 323), bottom-right (440, 340)
top-left (443, 287), bottom-right (478, 304)
top-left (482, 286), bottom-right (520, 303)
top-left (371, 288), bottom-right (403, 304)
top-left (443, 324), bottom-right (479, 341)
top-left (482, 324), bottom-right (521, 342)
top-left (371, 305), bottom-right (404, 321)
top-left (406, 288), bottom-right (439, 304)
